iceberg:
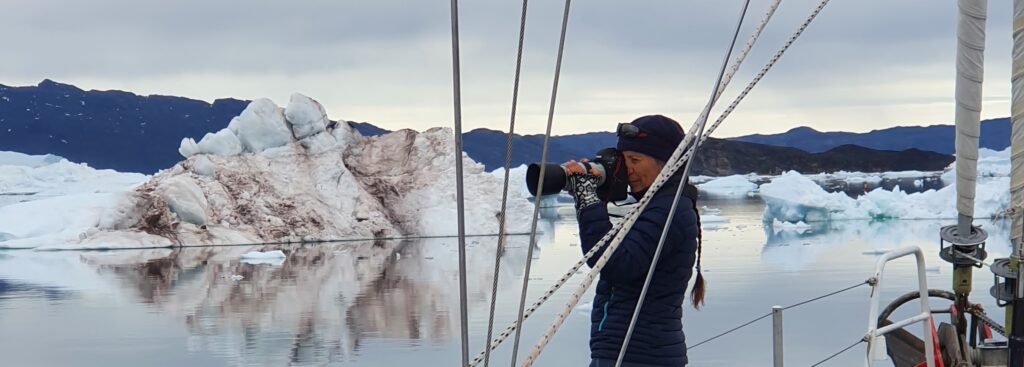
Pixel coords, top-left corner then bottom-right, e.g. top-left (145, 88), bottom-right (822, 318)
top-left (697, 175), bottom-right (757, 198)
top-left (9, 93), bottom-right (533, 250)
top-left (0, 154), bottom-right (148, 248)
top-left (941, 147), bottom-right (1009, 184)
top-left (0, 151), bottom-right (64, 168)
top-left (241, 250), bottom-right (287, 259)
top-left (761, 168), bottom-right (1010, 223)
top-left (0, 155), bottom-right (146, 206)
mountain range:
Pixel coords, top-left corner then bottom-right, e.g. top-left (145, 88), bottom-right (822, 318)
top-left (729, 119), bottom-right (1010, 154)
top-left (0, 80), bottom-right (959, 175)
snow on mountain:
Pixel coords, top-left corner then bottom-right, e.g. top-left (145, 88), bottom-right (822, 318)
top-left (761, 148), bottom-right (1012, 223)
top-left (7, 93), bottom-right (533, 250)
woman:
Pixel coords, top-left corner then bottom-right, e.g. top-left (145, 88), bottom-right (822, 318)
top-left (564, 114), bottom-right (704, 366)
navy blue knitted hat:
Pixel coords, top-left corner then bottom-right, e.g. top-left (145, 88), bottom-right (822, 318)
top-left (616, 114), bottom-right (685, 163)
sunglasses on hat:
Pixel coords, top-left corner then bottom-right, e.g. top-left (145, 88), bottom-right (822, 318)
top-left (616, 123), bottom-right (648, 138)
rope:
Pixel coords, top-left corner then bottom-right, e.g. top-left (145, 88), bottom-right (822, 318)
top-left (469, 0), bottom-right (802, 363)
top-left (700, 0), bottom-right (832, 144)
top-left (614, 0), bottom-right (752, 365)
top-left (509, 0), bottom-right (573, 366)
top-left (519, 0), bottom-right (830, 363)
top-left (483, 1), bottom-right (530, 366)
top-left (809, 339), bottom-right (864, 367)
top-left (447, 0), bottom-right (471, 365)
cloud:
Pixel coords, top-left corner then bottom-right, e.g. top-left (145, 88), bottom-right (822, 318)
top-left (0, 0), bottom-right (1014, 136)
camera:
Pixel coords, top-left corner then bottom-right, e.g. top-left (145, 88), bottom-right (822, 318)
top-left (525, 148), bottom-right (630, 202)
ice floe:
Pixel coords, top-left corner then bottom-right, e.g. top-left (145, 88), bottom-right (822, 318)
top-left (697, 175), bottom-right (757, 198)
top-left (760, 167), bottom-right (1009, 223)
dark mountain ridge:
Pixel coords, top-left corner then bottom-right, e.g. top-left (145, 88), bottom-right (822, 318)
top-left (0, 80), bottom-right (954, 175)
top-left (730, 119), bottom-right (1010, 154)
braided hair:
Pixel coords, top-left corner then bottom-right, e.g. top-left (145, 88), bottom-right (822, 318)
top-left (686, 183), bottom-right (705, 309)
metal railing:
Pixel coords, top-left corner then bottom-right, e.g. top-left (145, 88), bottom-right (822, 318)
top-left (864, 246), bottom-right (935, 367)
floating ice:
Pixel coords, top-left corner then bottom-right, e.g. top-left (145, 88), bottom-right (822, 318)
top-left (700, 206), bottom-right (722, 215)
top-left (226, 98), bottom-right (292, 153)
top-left (285, 94), bottom-right (329, 140)
top-left (769, 219), bottom-right (812, 233)
top-left (697, 175), bottom-right (757, 198)
top-left (241, 250), bottom-right (286, 260)
top-left (0, 155), bottom-right (146, 207)
top-left (761, 167), bottom-right (1010, 223)
top-left (158, 176), bottom-right (209, 226)
top-left (0, 151), bottom-right (63, 168)
top-left (0, 153), bottom-right (148, 248)
top-left (198, 129), bottom-right (244, 157)
top-left (17, 94), bottom-right (534, 250)
top-left (941, 147), bottom-right (1010, 184)
top-left (702, 214), bottom-right (730, 223)
top-left (192, 156), bottom-right (215, 177)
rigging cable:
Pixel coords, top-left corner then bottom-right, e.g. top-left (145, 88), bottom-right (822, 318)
top-left (688, 281), bottom-right (868, 351)
top-left (809, 339), bottom-right (864, 367)
top-left (519, 1), bottom-right (836, 363)
top-left (448, 0), bottom-right (471, 365)
top-left (467, 0), bottom-right (787, 363)
top-left (483, 1), bottom-right (531, 367)
top-left (510, 0), bottom-right (573, 366)
top-left (614, 0), bottom-right (752, 364)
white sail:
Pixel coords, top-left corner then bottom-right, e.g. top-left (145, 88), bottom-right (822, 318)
top-left (955, 0), bottom-right (987, 226)
top-left (1012, 0), bottom-right (1024, 243)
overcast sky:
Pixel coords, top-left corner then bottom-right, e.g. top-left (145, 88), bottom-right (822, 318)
top-left (0, 0), bottom-right (1015, 137)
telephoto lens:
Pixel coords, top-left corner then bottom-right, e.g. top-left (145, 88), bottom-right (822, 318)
top-left (524, 148), bottom-right (629, 202)
top-left (525, 161), bottom-right (605, 196)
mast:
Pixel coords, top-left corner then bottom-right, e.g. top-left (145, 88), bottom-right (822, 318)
top-left (1009, 0), bottom-right (1024, 363)
top-left (940, 0), bottom-right (988, 340)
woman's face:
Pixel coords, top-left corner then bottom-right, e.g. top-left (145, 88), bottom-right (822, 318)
top-left (622, 151), bottom-right (663, 193)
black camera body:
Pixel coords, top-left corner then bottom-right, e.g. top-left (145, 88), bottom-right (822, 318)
top-left (525, 147), bottom-right (631, 202)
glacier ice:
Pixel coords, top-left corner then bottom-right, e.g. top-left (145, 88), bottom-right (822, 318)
top-left (241, 250), bottom-right (286, 260)
top-left (285, 93), bottom-right (329, 140)
top-left (226, 98), bottom-right (292, 153)
top-left (761, 158), bottom-right (1011, 223)
top-left (198, 129), bottom-right (244, 156)
top-left (5, 94), bottom-right (534, 249)
top-left (0, 151), bottom-right (63, 168)
top-left (0, 154), bottom-right (147, 248)
top-left (192, 156), bottom-right (215, 177)
top-left (158, 175), bottom-right (209, 226)
top-left (697, 175), bottom-right (757, 198)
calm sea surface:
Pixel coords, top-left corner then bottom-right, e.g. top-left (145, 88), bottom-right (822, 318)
top-left (0, 183), bottom-right (1013, 366)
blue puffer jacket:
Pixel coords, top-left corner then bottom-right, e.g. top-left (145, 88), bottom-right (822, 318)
top-left (577, 176), bottom-right (699, 366)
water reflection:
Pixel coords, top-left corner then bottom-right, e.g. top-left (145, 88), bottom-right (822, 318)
top-left (761, 218), bottom-right (1014, 271)
top-left (0, 278), bottom-right (72, 301)
top-left (70, 235), bottom-right (533, 366)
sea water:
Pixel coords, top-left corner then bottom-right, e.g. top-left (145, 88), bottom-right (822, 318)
top-left (0, 195), bottom-right (1012, 366)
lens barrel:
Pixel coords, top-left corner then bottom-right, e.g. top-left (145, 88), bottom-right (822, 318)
top-left (525, 163), bottom-right (566, 196)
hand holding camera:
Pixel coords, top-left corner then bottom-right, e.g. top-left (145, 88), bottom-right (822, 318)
top-left (525, 148), bottom-right (631, 204)
top-left (564, 159), bottom-right (603, 214)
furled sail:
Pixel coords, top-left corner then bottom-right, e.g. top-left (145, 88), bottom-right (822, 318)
top-left (1012, 0), bottom-right (1024, 243)
top-left (955, 0), bottom-right (987, 230)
